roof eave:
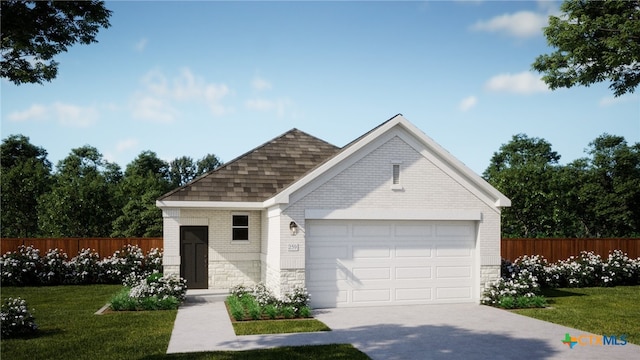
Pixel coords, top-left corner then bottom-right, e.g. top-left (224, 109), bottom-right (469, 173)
top-left (155, 200), bottom-right (265, 210)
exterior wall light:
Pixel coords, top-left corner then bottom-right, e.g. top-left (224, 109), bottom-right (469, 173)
top-left (289, 221), bottom-right (298, 236)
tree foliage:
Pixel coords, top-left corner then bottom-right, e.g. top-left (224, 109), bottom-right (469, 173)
top-left (532, 0), bottom-right (640, 97)
top-left (486, 133), bottom-right (640, 238)
top-left (112, 151), bottom-right (172, 238)
top-left (0, 135), bottom-right (52, 237)
top-left (484, 135), bottom-right (563, 237)
top-left (0, 0), bottom-right (112, 85)
top-left (37, 146), bottom-right (121, 237)
top-left (0, 134), bottom-right (222, 238)
top-left (168, 154), bottom-right (222, 187)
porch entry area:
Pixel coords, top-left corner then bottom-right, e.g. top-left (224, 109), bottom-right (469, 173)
top-left (180, 226), bottom-right (208, 289)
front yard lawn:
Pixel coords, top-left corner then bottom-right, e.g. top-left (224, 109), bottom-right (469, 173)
top-left (232, 318), bottom-right (330, 335)
top-left (513, 286), bottom-right (640, 344)
top-left (1, 286), bottom-right (368, 360)
top-left (1, 285), bottom-right (176, 360)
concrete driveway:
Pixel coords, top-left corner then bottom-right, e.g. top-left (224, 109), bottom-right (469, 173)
top-left (167, 292), bottom-right (640, 360)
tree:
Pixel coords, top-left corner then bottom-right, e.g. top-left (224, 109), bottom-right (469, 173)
top-left (1, 1), bottom-right (112, 85)
top-left (38, 146), bottom-right (122, 237)
top-left (168, 154), bottom-right (222, 187)
top-left (532, 0), bottom-right (640, 97)
top-left (484, 134), bottom-right (564, 237)
top-left (1, 135), bottom-right (52, 237)
top-left (573, 135), bottom-right (640, 237)
top-left (111, 151), bottom-right (172, 237)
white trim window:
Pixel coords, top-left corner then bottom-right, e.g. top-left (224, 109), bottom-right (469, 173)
top-left (232, 214), bottom-right (249, 241)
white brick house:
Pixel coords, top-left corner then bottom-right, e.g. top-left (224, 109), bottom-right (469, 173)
top-left (156, 114), bottom-right (510, 308)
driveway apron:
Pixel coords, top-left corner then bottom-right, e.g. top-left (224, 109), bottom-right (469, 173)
top-left (167, 293), bottom-right (640, 360)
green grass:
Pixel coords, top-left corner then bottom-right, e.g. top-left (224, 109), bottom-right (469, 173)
top-left (1, 286), bottom-right (368, 360)
top-left (1, 285), bottom-right (177, 360)
top-left (146, 344), bottom-right (370, 360)
top-left (513, 286), bottom-right (640, 344)
top-left (232, 319), bottom-right (331, 335)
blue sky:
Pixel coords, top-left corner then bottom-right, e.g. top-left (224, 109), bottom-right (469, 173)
top-left (2, 1), bottom-right (639, 175)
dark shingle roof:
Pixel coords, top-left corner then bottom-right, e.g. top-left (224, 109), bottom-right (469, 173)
top-left (158, 128), bottom-right (341, 202)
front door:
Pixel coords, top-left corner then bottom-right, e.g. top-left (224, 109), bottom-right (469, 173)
top-left (180, 226), bottom-right (208, 289)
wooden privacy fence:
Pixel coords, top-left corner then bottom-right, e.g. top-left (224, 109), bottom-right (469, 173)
top-left (501, 238), bottom-right (640, 263)
top-left (0, 238), bottom-right (163, 258)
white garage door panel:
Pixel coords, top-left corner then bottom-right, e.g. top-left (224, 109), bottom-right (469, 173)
top-left (309, 246), bottom-right (348, 259)
top-left (395, 246), bottom-right (431, 257)
top-left (436, 266), bottom-right (472, 279)
top-left (353, 267), bottom-right (390, 280)
top-left (307, 220), bottom-right (476, 308)
top-left (436, 287), bottom-right (472, 300)
top-left (396, 287), bottom-right (432, 301)
top-left (353, 246), bottom-right (391, 258)
top-left (396, 266), bottom-right (431, 279)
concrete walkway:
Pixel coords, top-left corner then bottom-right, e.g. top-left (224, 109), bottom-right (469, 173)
top-left (167, 291), bottom-right (640, 359)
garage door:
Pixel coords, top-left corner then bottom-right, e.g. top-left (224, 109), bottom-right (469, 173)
top-left (306, 220), bottom-right (476, 308)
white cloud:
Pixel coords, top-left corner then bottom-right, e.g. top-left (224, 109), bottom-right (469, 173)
top-left (245, 97), bottom-right (292, 117)
top-left (459, 95), bottom-right (478, 111)
top-left (8, 102), bottom-right (98, 127)
top-left (134, 38), bottom-right (148, 52)
top-left (116, 138), bottom-right (139, 152)
top-left (485, 71), bottom-right (549, 94)
top-left (131, 67), bottom-right (231, 122)
top-left (8, 104), bottom-right (47, 122)
top-left (599, 94), bottom-right (639, 107)
top-left (251, 76), bottom-right (272, 91)
top-left (131, 94), bottom-right (177, 123)
top-left (471, 11), bottom-right (548, 38)
top-left (53, 102), bottom-right (98, 127)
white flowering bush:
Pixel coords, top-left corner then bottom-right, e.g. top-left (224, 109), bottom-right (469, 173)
top-left (110, 273), bottom-right (187, 311)
top-left (0, 246), bottom-right (41, 286)
top-left (0, 245), bottom-right (164, 286)
top-left (38, 248), bottom-right (68, 285)
top-left (485, 250), bottom-right (640, 308)
top-left (1, 297), bottom-right (38, 338)
top-left (542, 250), bottom-right (640, 288)
top-left (100, 245), bottom-right (146, 283)
top-left (226, 283), bottom-right (312, 320)
top-left (66, 248), bottom-right (102, 284)
top-left (482, 269), bottom-right (542, 307)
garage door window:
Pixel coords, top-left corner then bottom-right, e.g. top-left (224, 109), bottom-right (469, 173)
top-left (232, 214), bottom-right (249, 241)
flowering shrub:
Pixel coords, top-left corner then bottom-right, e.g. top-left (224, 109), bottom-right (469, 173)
top-left (1, 297), bottom-right (38, 338)
top-left (482, 269), bottom-right (541, 307)
top-left (110, 273), bottom-right (187, 311)
top-left (0, 245), bottom-right (164, 286)
top-left (226, 283), bottom-right (312, 320)
top-left (100, 244), bottom-right (147, 283)
top-left (0, 246), bottom-right (41, 286)
top-left (542, 251), bottom-right (640, 288)
top-left (66, 248), bottom-right (102, 284)
top-left (485, 250), bottom-right (640, 309)
top-left (39, 248), bottom-right (68, 285)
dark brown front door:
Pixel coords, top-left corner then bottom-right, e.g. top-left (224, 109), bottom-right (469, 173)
top-left (180, 226), bottom-right (208, 289)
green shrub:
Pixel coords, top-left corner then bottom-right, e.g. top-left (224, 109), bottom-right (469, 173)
top-left (264, 304), bottom-right (278, 319)
top-left (227, 296), bottom-right (246, 321)
top-left (1, 297), bottom-right (38, 338)
top-left (299, 306), bottom-right (312, 318)
top-left (281, 306), bottom-right (295, 319)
